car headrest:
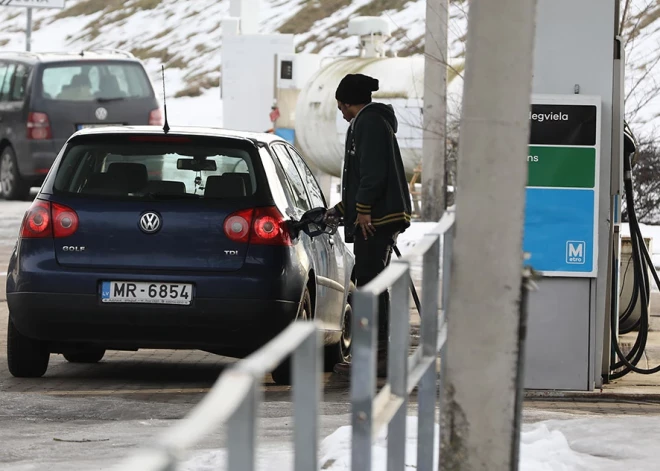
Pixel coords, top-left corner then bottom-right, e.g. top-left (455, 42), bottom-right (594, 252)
top-left (82, 173), bottom-right (124, 195)
top-left (204, 174), bottom-right (246, 198)
top-left (222, 172), bottom-right (252, 194)
top-left (107, 162), bottom-right (148, 193)
top-left (147, 180), bottom-right (187, 194)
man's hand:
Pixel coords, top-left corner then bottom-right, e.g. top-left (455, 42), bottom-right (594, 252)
top-left (324, 207), bottom-right (341, 224)
top-left (357, 213), bottom-right (375, 239)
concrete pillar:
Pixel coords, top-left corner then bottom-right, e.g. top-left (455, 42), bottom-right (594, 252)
top-left (439, 0), bottom-right (538, 469)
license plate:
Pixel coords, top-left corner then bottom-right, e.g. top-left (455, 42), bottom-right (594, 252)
top-left (101, 281), bottom-right (193, 305)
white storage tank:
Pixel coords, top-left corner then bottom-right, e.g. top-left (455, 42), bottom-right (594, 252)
top-left (294, 55), bottom-right (464, 178)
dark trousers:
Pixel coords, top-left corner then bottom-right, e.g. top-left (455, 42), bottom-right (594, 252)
top-left (353, 228), bottom-right (400, 356)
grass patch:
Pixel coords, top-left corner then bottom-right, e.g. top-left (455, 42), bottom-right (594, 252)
top-left (152, 27), bottom-right (174, 41)
top-left (54, 0), bottom-right (124, 19)
top-left (174, 75), bottom-right (219, 98)
top-left (278, 0), bottom-right (351, 35)
top-left (355, 0), bottom-right (409, 16)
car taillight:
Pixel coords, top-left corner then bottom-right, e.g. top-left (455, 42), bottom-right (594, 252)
top-left (52, 202), bottom-right (79, 238)
top-left (223, 207), bottom-right (292, 246)
top-left (149, 109), bottom-right (163, 126)
top-left (27, 112), bottom-right (52, 140)
top-left (20, 200), bottom-right (78, 239)
top-left (20, 200), bottom-right (52, 238)
top-left (223, 208), bottom-right (254, 243)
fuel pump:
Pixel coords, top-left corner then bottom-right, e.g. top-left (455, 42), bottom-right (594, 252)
top-left (608, 123), bottom-right (660, 379)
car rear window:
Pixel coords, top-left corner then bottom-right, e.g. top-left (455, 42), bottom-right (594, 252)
top-left (40, 61), bottom-right (153, 102)
top-left (53, 137), bottom-right (258, 200)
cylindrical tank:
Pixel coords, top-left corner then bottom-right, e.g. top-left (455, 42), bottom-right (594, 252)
top-left (294, 56), bottom-right (464, 178)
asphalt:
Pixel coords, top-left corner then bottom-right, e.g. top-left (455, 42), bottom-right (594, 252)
top-left (3, 198), bottom-right (660, 469)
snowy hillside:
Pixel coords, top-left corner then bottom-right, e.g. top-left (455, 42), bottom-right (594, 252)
top-left (0, 0), bottom-right (659, 141)
top-left (0, 0), bottom-right (467, 128)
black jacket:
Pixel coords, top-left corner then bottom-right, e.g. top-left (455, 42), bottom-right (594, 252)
top-left (334, 102), bottom-right (412, 242)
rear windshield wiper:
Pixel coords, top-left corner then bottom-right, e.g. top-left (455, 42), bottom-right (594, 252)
top-left (96, 97), bottom-right (126, 103)
top-left (142, 192), bottom-right (201, 200)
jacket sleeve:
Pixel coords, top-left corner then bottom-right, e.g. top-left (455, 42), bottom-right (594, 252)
top-left (354, 116), bottom-right (391, 214)
top-left (333, 201), bottom-right (344, 215)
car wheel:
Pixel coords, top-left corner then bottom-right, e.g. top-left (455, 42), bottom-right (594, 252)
top-left (7, 317), bottom-right (50, 378)
top-left (63, 348), bottom-right (106, 363)
top-left (0, 146), bottom-right (30, 201)
top-left (271, 288), bottom-right (312, 386)
top-left (324, 282), bottom-right (354, 371)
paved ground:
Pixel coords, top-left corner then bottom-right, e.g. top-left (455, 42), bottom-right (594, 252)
top-left (4, 199), bottom-right (660, 469)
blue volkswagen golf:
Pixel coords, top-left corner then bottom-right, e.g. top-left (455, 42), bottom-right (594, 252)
top-left (5, 126), bottom-right (355, 384)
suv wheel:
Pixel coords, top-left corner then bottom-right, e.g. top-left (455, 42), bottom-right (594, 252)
top-left (271, 288), bottom-right (312, 386)
top-left (7, 317), bottom-right (50, 378)
top-left (0, 146), bottom-right (30, 201)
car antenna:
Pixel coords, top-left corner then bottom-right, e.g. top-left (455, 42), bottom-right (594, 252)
top-left (161, 65), bottom-right (170, 134)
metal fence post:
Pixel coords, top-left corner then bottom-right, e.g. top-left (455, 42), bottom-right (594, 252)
top-left (387, 262), bottom-right (411, 471)
top-left (417, 234), bottom-right (441, 471)
top-left (227, 380), bottom-right (258, 471)
top-left (352, 290), bottom-right (378, 471)
top-left (438, 223), bottom-right (454, 467)
top-left (294, 324), bottom-right (321, 471)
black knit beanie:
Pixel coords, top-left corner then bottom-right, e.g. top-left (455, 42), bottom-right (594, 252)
top-left (335, 73), bottom-right (379, 105)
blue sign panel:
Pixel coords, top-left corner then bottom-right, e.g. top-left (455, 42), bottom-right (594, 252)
top-left (523, 188), bottom-right (595, 273)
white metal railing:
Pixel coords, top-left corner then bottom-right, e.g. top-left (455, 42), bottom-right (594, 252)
top-left (115, 209), bottom-right (455, 470)
top-left (116, 321), bottom-right (321, 470)
top-left (350, 209), bottom-right (455, 470)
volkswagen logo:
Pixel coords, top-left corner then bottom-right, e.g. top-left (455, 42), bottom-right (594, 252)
top-left (95, 107), bottom-right (108, 120)
top-left (139, 212), bottom-right (161, 234)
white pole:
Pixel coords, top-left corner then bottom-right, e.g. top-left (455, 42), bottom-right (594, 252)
top-left (421, 0), bottom-right (448, 221)
top-left (26, 7), bottom-right (32, 52)
top-left (439, 0), bottom-right (538, 469)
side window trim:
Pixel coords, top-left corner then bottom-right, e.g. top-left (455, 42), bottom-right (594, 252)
top-left (284, 144), bottom-right (327, 208)
top-left (271, 143), bottom-right (312, 211)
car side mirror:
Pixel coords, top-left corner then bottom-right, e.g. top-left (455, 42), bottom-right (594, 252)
top-left (292, 207), bottom-right (338, 238)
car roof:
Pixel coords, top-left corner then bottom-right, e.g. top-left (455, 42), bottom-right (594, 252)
top-left (68, 125), bottom-right (290, 146)
top-left (0, 50), bottom-right (140, 65)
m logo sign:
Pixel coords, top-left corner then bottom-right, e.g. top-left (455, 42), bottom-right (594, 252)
top-left (566, 241), bottom-right (586, 264)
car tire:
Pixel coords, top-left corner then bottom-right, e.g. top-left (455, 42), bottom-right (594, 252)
top-left (324, 282), bottom-right (355, 371)
top-left (271, 288), bottom-right (312, 386)
top-left (0, 146), bottom-right (30, 201)
top-left (63, 348), bottom-right (106, 364)
top-left (7, 317), bottom-right (50, 378)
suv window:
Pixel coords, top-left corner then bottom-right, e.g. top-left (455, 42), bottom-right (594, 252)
top-left (285, 146), bottom-right (326, 208)
top-left (0, 63), bottom-right (8, 96)
top-left (53, 136), bottom-right (258, 200)
top-left (271, 144), bottom-right (311, 211)
top-left (10, 64), bottom-right (29, 101)
top-left (0, 63), bottom-right (16, 102)
top-left (40, 61), bottom-right (153, 102)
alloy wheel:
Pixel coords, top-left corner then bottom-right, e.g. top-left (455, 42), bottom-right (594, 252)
top-left (0, 152), bottom-right (14, 197)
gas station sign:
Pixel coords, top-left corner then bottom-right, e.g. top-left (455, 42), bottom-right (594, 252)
top-left (523, 94), bottom-right (601, 277)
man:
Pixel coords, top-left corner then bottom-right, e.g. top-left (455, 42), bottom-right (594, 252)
top-left (325, 73), bottom-right (412, 377)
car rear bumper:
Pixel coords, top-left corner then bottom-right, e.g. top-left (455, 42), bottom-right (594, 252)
top-left (8, 292), bottom-right (300, 355)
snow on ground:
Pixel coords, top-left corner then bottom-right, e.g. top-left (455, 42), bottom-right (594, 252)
top-left (175, 415), bottom-right (660, 470)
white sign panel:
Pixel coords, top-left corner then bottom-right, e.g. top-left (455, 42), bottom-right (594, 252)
top-left (0, 0), bottom-right (65, 8)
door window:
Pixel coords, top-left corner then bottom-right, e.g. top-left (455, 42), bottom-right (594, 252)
top-left (10, 64), bottom-right (29, 101)
top-left (285, 146), bottom-right (327, 208)
top-left (0, 63), bottom-right (8, 98)
top-left (0, 63), bottom-right (16, 102)
top-left (272, 144), bottom-right (311, 211)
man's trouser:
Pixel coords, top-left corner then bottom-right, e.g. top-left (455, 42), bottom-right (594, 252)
top-left (353, 228), bottom-right (400, 357)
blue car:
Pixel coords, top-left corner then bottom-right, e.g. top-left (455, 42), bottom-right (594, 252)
top-left (6, 126), bottom-right (355, 384)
